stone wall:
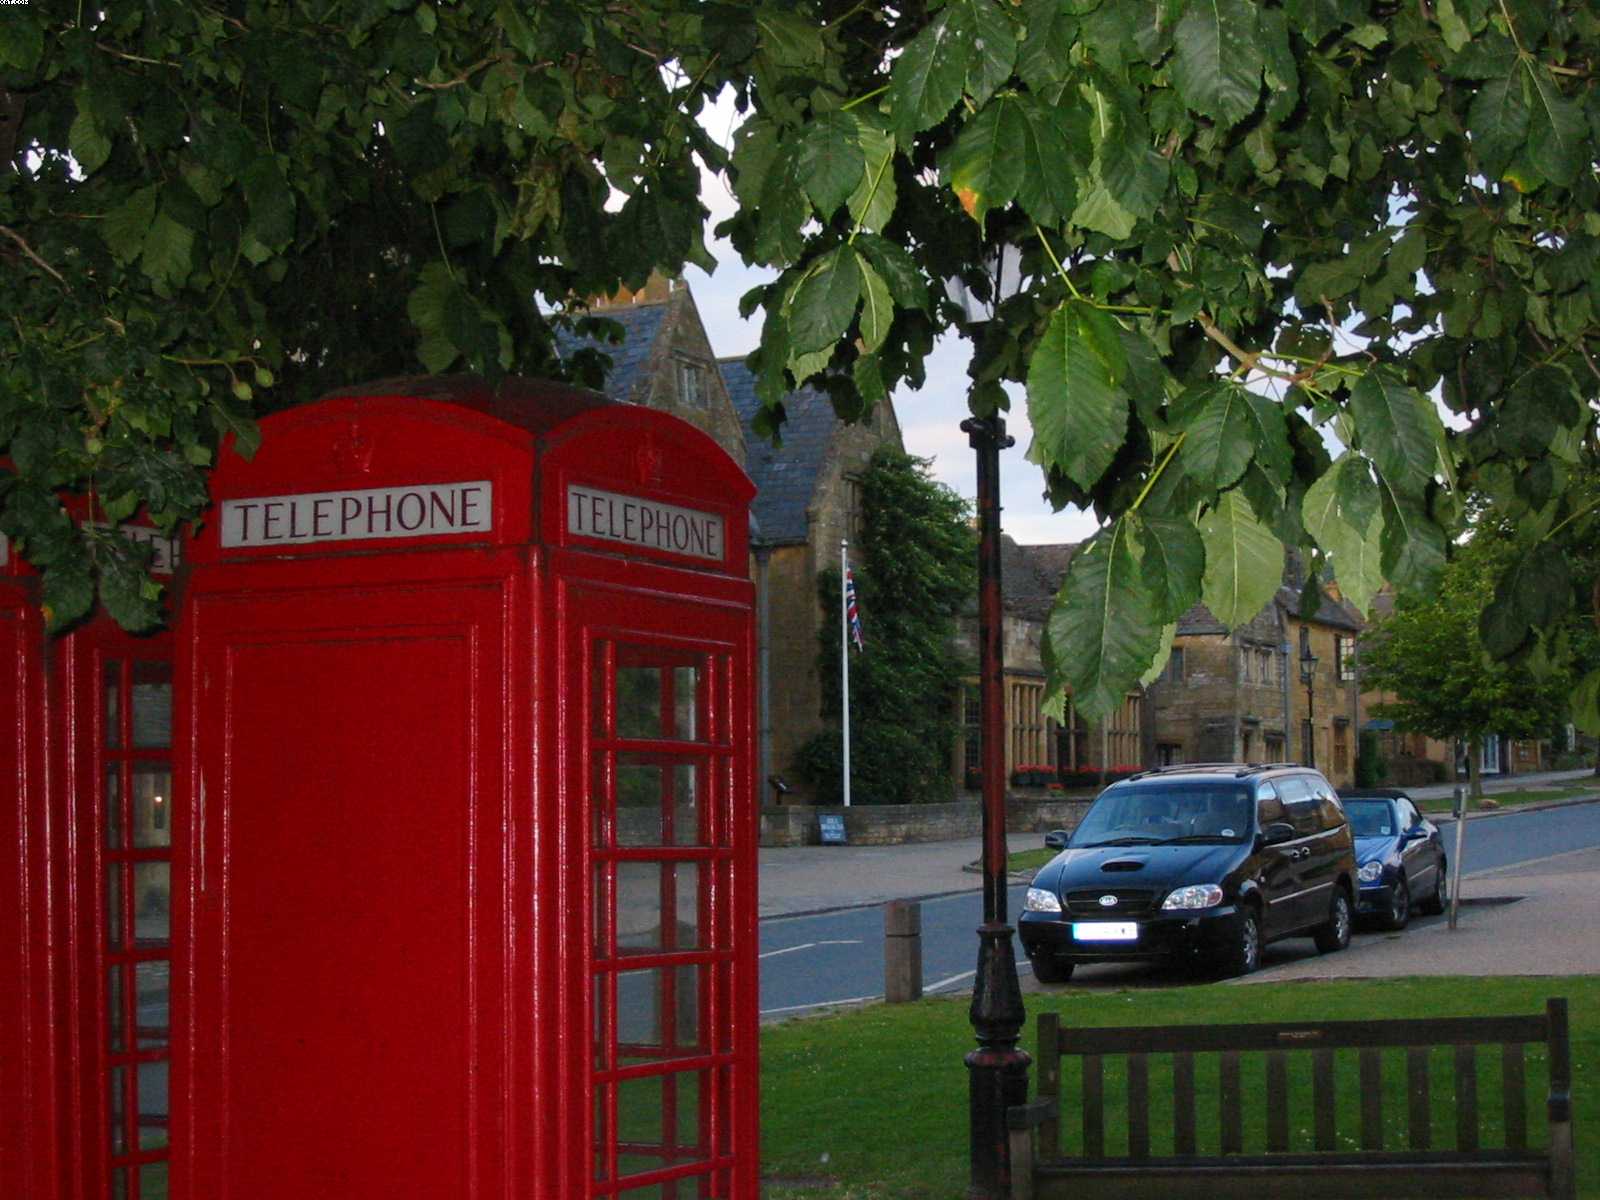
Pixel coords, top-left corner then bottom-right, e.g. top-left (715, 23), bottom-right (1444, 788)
top-left (759, 794), bottom-right (1093, 847)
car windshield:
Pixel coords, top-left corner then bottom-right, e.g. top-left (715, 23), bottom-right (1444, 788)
top-left (1345, 799), bottom-right (1397, 837)
top-left (1072, 784), bottom-right (1253, 846)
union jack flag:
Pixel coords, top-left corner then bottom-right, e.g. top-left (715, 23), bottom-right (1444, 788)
top-left (845, 568), bottom-right (865, 651)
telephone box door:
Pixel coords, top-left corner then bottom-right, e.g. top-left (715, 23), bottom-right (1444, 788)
top-left (571, 580), bottom-right (757, 1199)
top-left (184, 560), bottom-right (516, 1199)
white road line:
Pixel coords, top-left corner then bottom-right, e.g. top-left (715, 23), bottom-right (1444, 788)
top-left (760, 994), bottom-right (879, 1016)
top-left (923, 959), bottom-right (1032, 995)
top-left (759, 938), bottom-right (863, 960)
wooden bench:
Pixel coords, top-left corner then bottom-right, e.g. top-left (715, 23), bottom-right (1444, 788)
top-left (1009, 998), bottom-right (1575, 1200)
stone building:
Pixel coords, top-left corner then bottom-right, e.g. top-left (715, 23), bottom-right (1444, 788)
top-left (719, 358), bottom-right (904, 804)
top-left (953, 537), bottom-right (1145, 791)
top-left (1145, 560), bottom-right (1366, 788)
top-left (557, 276), bottom-right (905, 805)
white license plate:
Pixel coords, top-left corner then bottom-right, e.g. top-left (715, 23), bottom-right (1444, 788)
top-left (1072, 921), bottom-right (1138, 942)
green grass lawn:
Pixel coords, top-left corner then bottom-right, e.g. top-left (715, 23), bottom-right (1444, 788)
top-left (1005, 846), bottom-right (1058, 874)
top-left (1419, 784), bottom-right (1600, 814)
top-left (761, 976), bottom-right (1599, 1199)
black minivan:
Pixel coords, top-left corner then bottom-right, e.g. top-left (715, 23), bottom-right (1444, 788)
top-left (1019, 764), bottom-right (1358, 980)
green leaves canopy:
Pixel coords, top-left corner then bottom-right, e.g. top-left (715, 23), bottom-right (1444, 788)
top-left (3, 0), bottom-right (1598, 732)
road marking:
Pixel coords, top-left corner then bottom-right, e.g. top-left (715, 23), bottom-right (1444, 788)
top-left (760, 994), bottom-right (879, 1016)
top-left (924, 959), bottom-right (1031, 995)
top-left (759, 939), bottom-right (863, 960)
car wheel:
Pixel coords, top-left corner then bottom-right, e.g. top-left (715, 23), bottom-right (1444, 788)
top-left (1313, 888), bottom-right (1352, 954)
top-left (1419, 859), bottom-right (1448, 915)
top-left (1029, 954), bottom-right (1075, 985)
top-left (1381, 878), bottom-right (1410, 931)
top-left (1222, 909), bottom-right (1261, 978)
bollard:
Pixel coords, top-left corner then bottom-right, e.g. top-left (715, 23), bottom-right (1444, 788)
top-left (884, 900), bottom-right (923, 1003)
top-left (1448, 786), bottom-right (1467, 931)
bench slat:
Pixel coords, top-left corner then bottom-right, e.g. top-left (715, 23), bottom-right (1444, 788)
top-left (1313, 1050), bottom-right (1336, 1152)
top-left (1220, 1051), bottom-right (1242, 1156)
top-left (1266, 1051), bottom-right (1289, 1153)
top-left (1173, 1052), bottom-right (1197, 1157)
top-left (1128, 1054), bottom-right (1149, 1160)
top-left (1360, 1048), bottom-right (1383, 1151)
top-left (1038, 1013), bottom-right (1060, 1160)
top-left (1083, 1054), bottom-right (1104, 1159)
top-left (1031, 1155), bottom-right (1551, 1200)
top-left (1054, 1013), bottom-right (1545, 1056)
top-left (1503, 1042), bottom-right (1527, 1152)
top-left (1456, 1044), bottom-right (1479, 1152)
top-left (1406, 1047), bottom-right (1430, 1151)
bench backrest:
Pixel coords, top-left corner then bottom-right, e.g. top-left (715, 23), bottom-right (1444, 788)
top-left (1032, 997), bottom-right (1572, 1162)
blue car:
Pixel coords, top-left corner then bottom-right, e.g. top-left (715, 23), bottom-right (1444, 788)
top-left (1338, 788), bottom-right (1449, 930)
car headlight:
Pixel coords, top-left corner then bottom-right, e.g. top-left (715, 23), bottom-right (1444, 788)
top-left (1161, 884), bottom-right (1224, 910)
top-left (1024, 887), bottom-right (1062, 913)
top-left (1358, 861), bottom-right (1385, 883)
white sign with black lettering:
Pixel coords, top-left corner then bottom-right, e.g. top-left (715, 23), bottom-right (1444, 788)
top-left (567, 484), bottom-right (724, 562)
top-left (88, 523), bottom-right (180, 574)
top-left (221, 481), bottom-right (493, 548)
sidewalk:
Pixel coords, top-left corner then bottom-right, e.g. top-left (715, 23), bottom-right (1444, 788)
top-left (1238, 844), bottom-right (1600, 982)
top-left (1404, 766), bottom-right (1597, 807)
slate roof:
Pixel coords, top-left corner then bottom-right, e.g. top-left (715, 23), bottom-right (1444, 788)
top-left (719, 357), bottom-right (840, 546)
top-left (1008, 541), bottom-right (1078, 621)
top-left (551, 302), bottom-right (668, 403)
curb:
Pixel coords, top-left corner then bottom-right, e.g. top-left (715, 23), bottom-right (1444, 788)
top-left (1419, 792), bottom-right (1600, 821)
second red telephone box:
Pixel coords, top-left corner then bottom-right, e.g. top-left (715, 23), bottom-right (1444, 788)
top-left (178, 376), bottom-right (758, 1199)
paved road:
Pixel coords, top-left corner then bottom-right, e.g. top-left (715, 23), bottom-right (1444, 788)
top-left (757, 795), bottom-right (1600, 1017)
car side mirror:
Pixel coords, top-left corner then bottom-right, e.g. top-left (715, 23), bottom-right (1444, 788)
top-left (1259, 821), bottom-right (1297, 846)
top-left (1402, 827), bottom-right (1426, 842)
top-left (1044, 830), bottom-right (1069, 850)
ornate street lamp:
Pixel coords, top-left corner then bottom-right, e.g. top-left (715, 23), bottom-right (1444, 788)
top-left (950, 243), bottom-right (1031, 1199)
top-left (1300, 647), bottom-right (1319, 767)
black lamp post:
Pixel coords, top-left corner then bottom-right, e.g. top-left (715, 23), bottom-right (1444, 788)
top-left (950, 245), bottom-right (1031, 1199)
top-left (1300, 648), bottom-right (1319, 767)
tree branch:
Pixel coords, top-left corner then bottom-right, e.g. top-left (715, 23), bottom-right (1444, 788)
top-left (0, 225), bottom-right (68, 287)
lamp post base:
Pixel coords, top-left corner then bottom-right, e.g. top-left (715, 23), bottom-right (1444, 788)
top-left (967, 921), bottom-right (1030, 1199)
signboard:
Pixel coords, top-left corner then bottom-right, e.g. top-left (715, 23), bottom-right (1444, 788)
top-left (88, 523), bottom-right (180, 574)
top-left (566, 484), bottom-right (724, 562)
top-left (220, 481), bottom-right (492, 548)
top-left (0, 533), bottom-right (7, 567)
top-left (818, 813), bottom-right (848, 845)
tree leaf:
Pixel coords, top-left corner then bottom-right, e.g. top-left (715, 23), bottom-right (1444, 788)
top-left (1524, 64), bottom-right (1584, 186)
top-left (1348, 366), bottom-right (1437, 498)
top-left (855, 253), bottom-right (894, 353)
top-left (1046, 519), bottom-right (1163, 723)
top-left (69, 108), bottom-right (111, 175)
top-left (1179, 380), bottom-right (1256, 489)
top-left (889, 7), bottom-right (970, 142)
top-left (966, 0), bottom-right (1019, 107)
top-left (1132, 514), bottom-right (1205, 622)
top-left (1017, 0), bottom-right (1077, 91)
top-left (1302, 455), bottom-right (1385, 616)
top-left (102, 184), bottom-right (159, 265)
top-left (855, 235), bottom-right (928, 310)
top-left (1139, 622), bottom-right (1179, 688)
top-left (1377, 481), bottom-right (1446, 592)
top-left (847, 118), bottom-right (898, 233)
top-left (1014, 97), bottom-right (1078, 226)
top-left (1572, 669), bottom-right (1600, 737)
top-left (1070, 178), bottom-right (1138, 239)
top-left (140, 210), bottom-right (195, 291)
top-left (788, 248), bottom-right (862, 355)
top-left (1467, 72), bottom-right (1530, 179)
top-left (942, 95), bottom-right (1026, 227)
top-left (1026, 301), bottom-right (1128, 489)
top-left (1198, 489), bottom-right (1283, 628)
top-left (1171, 0), bottom-right (1264, 126)
top-left (798, 110), bottom-right (866, 220)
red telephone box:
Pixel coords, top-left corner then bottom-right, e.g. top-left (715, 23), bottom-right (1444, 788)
top-left (178, 376), bottom-right (759, 1199)
top-left (2, 518), bottom-right (180, 1200)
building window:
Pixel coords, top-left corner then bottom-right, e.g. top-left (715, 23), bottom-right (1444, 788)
top-left (1265, 733), bottom-right (1285, 762)
top-left (845, 475), bottom-right (865, 538)
top-left (1157, 743), bottom-right (1181, 766)
top-left (1242, 728), bottom-right (1256, 762)
top-left (676, 359), bottom-right (706, 409)
top-left (1166, 647), bottom-right (1185, 684)
top-left (1258, 647), bottom-right (1274, 684)
top-left (962, 685), bottom-right (981, 784)
top-left (1336, 635), bottom-right (1356, 681)
top-left (1239, 646), bottom-right (1253, 683)
top-left (1333, 722), bottom-right (1350, 777)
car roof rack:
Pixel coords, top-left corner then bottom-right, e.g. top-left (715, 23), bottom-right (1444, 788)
top-left (1122, 762), bottom-right (1309, 782)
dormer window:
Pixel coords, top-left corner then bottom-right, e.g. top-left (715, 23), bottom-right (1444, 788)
top-left (677, 359), bottom-right (706, 409)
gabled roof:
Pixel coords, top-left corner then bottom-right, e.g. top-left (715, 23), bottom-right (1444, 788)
top-left (551, 302), bottom-right (669, 403)
top-left (1007, 541), bottom-right (1078, 621)
top-left (719, 357), bottom-right (840, 546)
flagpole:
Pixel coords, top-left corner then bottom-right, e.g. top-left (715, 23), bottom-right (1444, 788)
top-left (841, 539), bottom-right (851, 808)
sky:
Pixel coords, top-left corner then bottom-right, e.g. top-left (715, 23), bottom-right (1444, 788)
top-left (675, 95), bottom-right (1101, 549)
